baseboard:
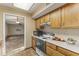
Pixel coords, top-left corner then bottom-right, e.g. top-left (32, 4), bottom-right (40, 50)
top-left (24, 47), bottom-right (32, 50)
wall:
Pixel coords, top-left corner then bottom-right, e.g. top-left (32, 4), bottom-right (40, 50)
top-left (5, 23), bottom-right (8, 37)
top-left (26, 15), bottom-right (35, 48)
top-left (0, 6), bottom-right (35, 49)
top-left (44, 25), bottom-right (79, 41)
top-left (7, 24), bottom-right (24, 35)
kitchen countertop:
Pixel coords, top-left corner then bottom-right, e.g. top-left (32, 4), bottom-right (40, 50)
top-left (32, 35), bottom-right (79, 54)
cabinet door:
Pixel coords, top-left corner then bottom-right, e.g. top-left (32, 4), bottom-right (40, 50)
top-left (35, 19), bottom-right (41, 29)
top-left (50, 8), bottom-right (61, 28)
top-left (40, 16), bottom-right (45, 25)
top-left (44, 14), bottom-right (49, 23)
top-left (46, 42), bottom-right (56, 50)
top-left (32, 37), bottom-right (36, 50)
top-left (57, 46), bottom-right (79, 56)
top-left (35, 20), bottom-right (38, 28)
top-left (62, 4), bottom-right (79, 28)
top-left (46, 46), bottom-right (64, 56)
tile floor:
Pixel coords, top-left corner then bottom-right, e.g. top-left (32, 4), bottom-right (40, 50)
top-left (11, 48), bottom-right (38, 56)
top-left (6, 35), bottom-right (24, 54)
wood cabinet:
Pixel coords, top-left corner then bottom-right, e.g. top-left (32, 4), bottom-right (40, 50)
top-left (46, 42), bottom-right (56, 50)
top-left (32, 37), bottom-right (79, 56)
top-left (46, 42), bottom-right (64, 56)
top-left (57, 46), bottom-right (79, 56)
top-left (46, 46), bottom-right (64, 56)
top-left (35, 4), bottom-right (79, 29)
top-left (50, 8), bottom-right (61, 28)
top-left (32, 37), bottom-right (36, 50)
top-left (44, 14), bottom-right (49, 23)
top-left (62, 4), bottom-right (79, 28)
top-left (35, 17), bottom-right (44, 29)
top-left (35, 19), bottom-right (38, 29)
top-left (40, 16), bottom-right (45, 24)
top-left (35, 19), bottom-right (41, 29)
top-left (46, 42), bottom-right (79, 56)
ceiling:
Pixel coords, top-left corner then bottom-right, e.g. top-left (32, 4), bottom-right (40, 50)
top-left (0, 3), bottom-right (13, 7)
top-left (14, 3), bottom-right (34, 11)
top-left (0, 3), bottom-right (42, 13)
top-left (0, 3), bottom-right (66, 19)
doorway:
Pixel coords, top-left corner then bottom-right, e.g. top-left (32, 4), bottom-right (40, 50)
top-left (2, 13), bottom-right (26, 55)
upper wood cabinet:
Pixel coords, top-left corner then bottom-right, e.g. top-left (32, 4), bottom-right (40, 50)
top-left (35, 20), bottom-right (38, 28)
top-left (62, 4), bottom-right (79, 28)
top-left (35, 19), bottom-right (41, 29)
top-left (35, 17), bottom-right (44, 29)
top-left (40, 16), bottom-right (45, 24)
top-left (50, 8), bottom-right (61, 28)
top-left (44, 14), bottom-right (49, 23)
top-left (35, 4), bottom-right (79, 29)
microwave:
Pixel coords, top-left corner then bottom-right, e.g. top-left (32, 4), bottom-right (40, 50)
top-left (33, 30), bottom-right (44, 36)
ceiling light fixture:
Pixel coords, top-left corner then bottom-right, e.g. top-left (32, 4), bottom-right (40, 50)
top-left (14, 3), bottom-right (34, 10)
top-left (16, 21), bottom-right (20, 24)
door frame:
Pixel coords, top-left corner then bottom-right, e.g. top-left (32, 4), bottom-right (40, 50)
top-left (2, 13), bottom-right (26, 55)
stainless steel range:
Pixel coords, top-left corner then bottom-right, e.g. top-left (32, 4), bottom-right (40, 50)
top-left (36, 38), bottom-right (46, 56)
top-left (35, 34), bottom-right (53, 56)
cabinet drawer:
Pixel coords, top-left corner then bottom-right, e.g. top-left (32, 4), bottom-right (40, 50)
top-left (57, 47), bottom-right (79, 56)
top-left (46, 42), bottom-right (56, 50)
top-left (46, 46), bottom-right (64, 56)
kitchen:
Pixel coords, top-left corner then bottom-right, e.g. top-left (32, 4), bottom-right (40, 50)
top-left (0, 3), bottom-right (79, 56)
top-left (32, 3), bottom-right (79, 56)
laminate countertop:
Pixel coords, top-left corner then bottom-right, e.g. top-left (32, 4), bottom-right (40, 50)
top-left (32, 35), bottom-right (79, 54)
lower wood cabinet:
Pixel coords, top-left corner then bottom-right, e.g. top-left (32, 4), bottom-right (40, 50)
top-left (46, 46), bottom-right (64, 56)
top-left (46, 42), bottom-right (64, 56)
top-left (46, 42), bottom-right (79, 56)
top-left (32, 37), bottom-right (36, 50)
top-left (57, 47), bottom-right (79, 56)
top-left (46, 42), bottom-right (56, 50)
top-left (32, 37), bottom-right (79, 56)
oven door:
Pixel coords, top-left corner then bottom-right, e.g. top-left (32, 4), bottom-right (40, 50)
top-left (36, 39), bottom-right (45, 52)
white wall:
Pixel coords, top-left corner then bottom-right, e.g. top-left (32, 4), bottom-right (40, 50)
top-left (7, 24), bottom-right (24, 35)
top-left (0, 6), bottom-right (35, 54)
top-left (5, 23), bottom-right (8, 37)
top-left (26, 15), bottom-right (35, 48)
top-left (44, 25), bottom-right (79, 41)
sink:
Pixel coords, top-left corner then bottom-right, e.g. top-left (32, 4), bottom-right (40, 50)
top-left (65, 38), bottom-right (77, 45)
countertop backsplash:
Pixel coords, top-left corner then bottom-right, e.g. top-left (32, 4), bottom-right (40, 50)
top-left (44, 25), bottom-right (79, 42)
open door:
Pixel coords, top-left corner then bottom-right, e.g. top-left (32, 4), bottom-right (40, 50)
top-left (2, 13), bottom-right (26, 55)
